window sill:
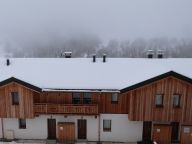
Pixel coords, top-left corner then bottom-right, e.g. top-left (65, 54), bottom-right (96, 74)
top-left (111, 101), bottom-right (118, 104)
top-left (19, 127), bottom-right (26, 129)
top-left (12, 104), bottom-right (19, 106)
top-left (155, 105), bottom-right (164, 108)
top-left (173, 106), bottom-right (181, 108)
top-left (83, 103), bottom-right (92, 104)
top-left (103, 129), bottom-right (111, 132)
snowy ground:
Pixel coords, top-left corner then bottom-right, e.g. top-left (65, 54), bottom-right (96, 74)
top-left (0, 142), bottom-right (137, 144)
top-left (0, 141), bottom-right (46, 144)
top-left (0, 142), bottom-right (44, 144)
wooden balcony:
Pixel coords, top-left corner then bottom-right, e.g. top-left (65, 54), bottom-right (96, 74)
top-left (34, 103), bottom-right (98, 115)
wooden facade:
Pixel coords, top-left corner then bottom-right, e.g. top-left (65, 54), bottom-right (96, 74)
top-left (1, 73), bottom-right (192, 143)
top-left (125, 76), bottom-right (192, 124)
top-left (0, 75), bottom-right (192, 122)
top-left (33, 91), bottom-right (128, 114)
top-left (99, 93), bottom-right (128, 113)
top-left (0, 82), bottom-right (36, 118)
top-left (0, 82), bottom-right (128, 117)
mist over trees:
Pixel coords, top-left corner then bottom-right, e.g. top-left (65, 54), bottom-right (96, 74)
top-left (1, 33), bottom-right (192, 58)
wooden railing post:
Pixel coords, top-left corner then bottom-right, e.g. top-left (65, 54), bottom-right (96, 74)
top-left (46, 104), bottom-right (47, 114)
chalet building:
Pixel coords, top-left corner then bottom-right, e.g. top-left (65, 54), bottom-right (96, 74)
top-left (0, 57), bottom-right (192, 144)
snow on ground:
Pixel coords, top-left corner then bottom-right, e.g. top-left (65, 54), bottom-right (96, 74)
top-left (0, 142), bottom-right (17, 144)
top-left (0, 139), bottom-right (46, 144)
top-left (0, 142), bottom-right (45, 144)
top-left (0, 142), bottom-right (19, 144)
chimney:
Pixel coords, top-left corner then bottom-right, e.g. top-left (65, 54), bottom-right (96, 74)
top-left (93, 54), bottom-right (96, 62)
top-left (157, 50), bottom-right (164, 58)
top-left (103, 54), bottom-right (106, 62)
top-left (64, 52), bottom-right (72, 58)
top-left (6, 59), bottom-right (10, 66)
top-left (147, 50), bottom-right (154, 58)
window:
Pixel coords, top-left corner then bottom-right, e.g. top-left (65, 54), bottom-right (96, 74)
top-left (72, 93), bottom-right (81, 104)
top-left (103, 120), bottom-right (111, 131)
top-left (111, 93), bottom-right (118, 104)
top-left (19, 119), bottom-right (26, 129)
top-left (83, 93), bottom-right (92, 104)
top-left (11, 92), bottom-right (19, 105)
top-left (155, 94), bottom-right (163, 107)
top-left (173, 94), bottom-right (181, 107)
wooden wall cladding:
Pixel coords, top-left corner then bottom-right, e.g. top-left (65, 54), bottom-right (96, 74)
top-left (99, 93), bottom-right (128, 113)
top-left (34, 92), bottom-right (98, 104)
top-left (34, 92), bottom-right (128, 114)
top-left (126, 76), bottom-right (192, 123)
top-left (0, 82), bottom-right (36, 118)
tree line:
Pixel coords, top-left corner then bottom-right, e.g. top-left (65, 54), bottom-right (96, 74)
top-left (2, 34), bottom-right (192, 58)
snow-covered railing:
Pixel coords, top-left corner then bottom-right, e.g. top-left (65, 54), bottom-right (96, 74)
top-left (34, 103), bottom-right (98, 115)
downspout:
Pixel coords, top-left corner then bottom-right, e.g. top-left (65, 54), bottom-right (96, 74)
top-left (1, 118), bottom-right (4, 139)
top-left (98, 114), bottom-right (101, 143)
top-left (97, 92), bottom-right (101, 144)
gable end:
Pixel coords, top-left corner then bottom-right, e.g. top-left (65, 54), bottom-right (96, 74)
top-left (0, 77), bottom-right (42, 92)
top-left (120, 71), bottom-right (192, 93)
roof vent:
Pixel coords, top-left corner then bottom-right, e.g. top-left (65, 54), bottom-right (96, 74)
top-left (157, 50), bottom-right (164, 58)
top-left (6, 59), bottom-right (10, 66)
top-left (64, 52), bottom-right (72, 58)
top-left (93, 54), bottom-right (96, 63)
top-left (147, 50), bottom-right (154, 58)
top-left (103, 54), bottom-right (106, 62)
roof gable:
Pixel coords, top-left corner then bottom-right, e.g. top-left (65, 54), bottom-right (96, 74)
top-left (0, 77), bottom-right (42, 92)
top-left (120, 71), bottom-right (192, 93)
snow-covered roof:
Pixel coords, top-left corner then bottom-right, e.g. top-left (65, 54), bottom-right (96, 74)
top-left (0, 58), bottom-right (192, 91)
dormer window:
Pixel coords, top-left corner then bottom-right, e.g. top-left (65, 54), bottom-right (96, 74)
top-left (155, 94), bottom-right (163, 107)
top-left (173, 94), bottom-right (181, 108)
top-left (11, 92), bottom-right (19, 105)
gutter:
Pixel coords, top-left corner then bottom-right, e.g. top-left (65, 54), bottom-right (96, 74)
top-left (98, 92), bottom-right (101, 144)
top-left (98, 114), bottom-right (101, 143)
top-left (42, 88), bottom-right (120, 93)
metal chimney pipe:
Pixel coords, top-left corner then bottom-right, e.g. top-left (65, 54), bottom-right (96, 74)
top-left (6, 59), bottom-right (10, 66)
top-left (103, 54), bottom-right (106, 62)
top-left (157, 50), bottom-right (164, 58)
top-left (147, 50), bottom-right (154, 58)
top-left (93, 54), bottom-right (96, 62)
top-left (64, 52), bottom-right (72, 58)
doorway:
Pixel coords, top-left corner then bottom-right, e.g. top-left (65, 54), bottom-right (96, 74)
top-left (47, 119), bottom-right (56, 139)
top-left (153, 124), bottom-right (172, 144)
top-left (77, 119), bottom-right (87, 139)
top-left (180, 126), bottom-right (192, 144)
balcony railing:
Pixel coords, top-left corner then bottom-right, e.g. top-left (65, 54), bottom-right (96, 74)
top-left (34, 103), bottom-right (98, 115)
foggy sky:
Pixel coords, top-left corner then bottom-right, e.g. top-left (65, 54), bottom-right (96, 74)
top-left (0, 0), bottom-right (192, 45)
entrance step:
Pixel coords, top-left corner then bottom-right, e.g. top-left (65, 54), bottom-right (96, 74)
top-left (46, 139), bottom-right (56, 144)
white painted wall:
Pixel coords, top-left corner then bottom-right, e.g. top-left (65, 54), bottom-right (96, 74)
top-left (2, 115), bottom-right (98, 141)
top-left (1, 114), bottom-right (143, 142)
top-left (3, 117), bottom-right (47, 139)
top-left (100, 114), bottom-right (143, 142)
